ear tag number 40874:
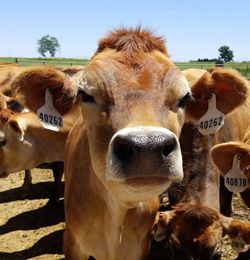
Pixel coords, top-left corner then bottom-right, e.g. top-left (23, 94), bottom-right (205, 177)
top-left (224, 155), bottom-right (248, 193)
top-left (37, 89), bottom-right (63, 131)
top-left (198, 94), bottom-right (225, 135)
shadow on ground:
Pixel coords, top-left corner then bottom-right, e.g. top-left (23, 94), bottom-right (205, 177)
top-left (0, 229), bottom-right (64, 259)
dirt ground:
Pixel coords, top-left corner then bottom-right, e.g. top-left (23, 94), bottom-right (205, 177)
top-left (0, 169), bottom-right (64, 260)
top-left (0, 169), bottom-right (249, 260)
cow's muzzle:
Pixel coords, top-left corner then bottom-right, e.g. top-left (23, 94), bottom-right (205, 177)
top-left (107, 127), bottom-right (183, 182)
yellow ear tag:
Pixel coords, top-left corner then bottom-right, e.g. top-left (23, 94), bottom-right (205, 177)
top-left (37, 89), bottom-right (63, 131)
top-left (224, 155), bottom-right (248, 192)
top-left (198, 94), bottom-right (225, 135)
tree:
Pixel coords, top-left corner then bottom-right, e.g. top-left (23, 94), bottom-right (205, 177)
top-left (37, 35), bottom-right (60, 57)
top-left (218, 45), bottom-right (234, 62)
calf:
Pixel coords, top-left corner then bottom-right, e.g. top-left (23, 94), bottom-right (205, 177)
top-left (14, 28), bottom-right (249, 259)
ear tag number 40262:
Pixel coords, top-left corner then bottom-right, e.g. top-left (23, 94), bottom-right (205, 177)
top-left (224, 155), bottom-right (248, 193)
top-left (37, 89), bottom-right (63, 131)
top-left (198, 94), bottom-right (225, 135)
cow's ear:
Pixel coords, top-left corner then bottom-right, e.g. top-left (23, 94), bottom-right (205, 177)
top-left (211, 142), bottom-right (250, 175)
top-left (221, 216), bottom-right (250, 244)
top-left (8, 119), bottom-right (26, 141)
top-left (183, 68), bottom-right (249, 121)
top-left (13, 67), bottom-right (78, 115)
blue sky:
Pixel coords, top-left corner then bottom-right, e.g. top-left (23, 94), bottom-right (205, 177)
top-left (1, 0), bottom-right (250, 61)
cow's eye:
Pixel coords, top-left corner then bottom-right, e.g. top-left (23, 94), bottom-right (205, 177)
top-left (78, 90), bottom-right (95, 103)
top-left (177, 92), bottom-right (192, 109)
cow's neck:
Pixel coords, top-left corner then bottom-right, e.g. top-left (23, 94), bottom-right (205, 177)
top-left (65, 122), bottom-right (158, 259)
top-left (181, 128), bottom-right (220, 210)
top-left (85, 152), bottom-right (157, 259)
top-left (26, 126), bottom-right (67, 162)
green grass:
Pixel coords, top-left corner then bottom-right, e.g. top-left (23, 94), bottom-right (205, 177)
top-left (176, 61), bottom-right (250, 77)
top-left (0, 57), bottom-right (249, 77)
top-left (0, 57), bottom-right (89, 67)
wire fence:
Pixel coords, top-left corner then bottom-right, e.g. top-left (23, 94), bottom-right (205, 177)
top-left (1, 58), bottom-right (250, 78)
top-left (175, 62), bottom-right (250, 78)
top-left (0, 57), bottom-right (88, 67)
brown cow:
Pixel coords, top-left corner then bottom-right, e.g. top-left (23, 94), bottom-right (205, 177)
top-left (0, 67), bottom-right (81, 203)
top-left (211, 138), bottom-right (250, 187)
top-left (0, 66), bottom-right (82, 203)
top-left (208, 72), bottom-right (250, 217)
top-left (14, 28), bottom-right (249, 259)
top-left (211, 134), bottom-right (250, 223)
top-left (0, 106), bottom-right (79, 176)
top-left (184, 68), bottom-right (250, 216)
top-left (149, 124), bottom-right (250, 260)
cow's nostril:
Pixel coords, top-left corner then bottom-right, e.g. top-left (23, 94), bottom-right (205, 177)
top-left (162, 140), bottom-right (176, 157)
top-left (0, 139), bottom-right (7, 147)
top-left (113, 138), bottom-right (134, 161)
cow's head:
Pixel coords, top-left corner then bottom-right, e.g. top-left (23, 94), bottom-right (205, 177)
top-left (151, 204), bottom-right (250, 260)
top-left (211, 123), bottom-right (250, 185)
top-left (211, 140), bottom-right (250, 186)
top-left (183, 68), bottom-right (249, 122)
top-left (73, 28), bottom-right (194, 202)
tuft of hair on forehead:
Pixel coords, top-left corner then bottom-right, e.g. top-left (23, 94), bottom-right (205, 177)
top-left (94, 26), bottom-right (168, 57)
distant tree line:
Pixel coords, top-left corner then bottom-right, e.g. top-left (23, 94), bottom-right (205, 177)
top-left (194, 45), bottom-right (234, 64)
top-left (196, 58), bottom-right (220, 62)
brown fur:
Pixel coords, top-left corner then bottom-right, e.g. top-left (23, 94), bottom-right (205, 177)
top-left (0, 67), bottom-right (25, 96)
top-left (95, 26), bottom-right (168, 59)
top-left (225, 219), bottom-right (250, 243)
top-left (170, 203), bottom-right (220, 241)
top-left (211, 141), bottom-right (250, 176)
top-left (12, 66), bottom-right (78, 115)
top-left (0, 104), bottom-right (80, 178)
top-left (183, 68), bottom-right (249, 121)
top-left (55, 66), bottom-right (85, 76)
top-left (64, 28), bottom-right (183, 260)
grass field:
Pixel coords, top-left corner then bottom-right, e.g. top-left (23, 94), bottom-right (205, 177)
top-left (0, 57), bottom-right (89, 67)
top-left (0, 57), bottom-right (250, 77)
